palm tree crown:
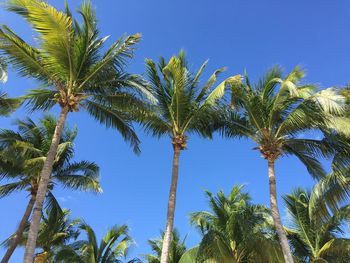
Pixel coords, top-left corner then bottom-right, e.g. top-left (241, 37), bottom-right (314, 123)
top-left (220, 66), bottom-right (346, 175)
top-left (189, 185), bottom-right (283, 263)
top-left (55, 223), bottom-right (139, 263)
top-left (143, 50), bottom-right (240, 147)
top-left (284, 188), bottom-right (350, 262)
top-left (145, 229), bottom-right (187, 263)
top-left (3, 206), bottom-right (80, 263)
top-left (0, 115), bottom-right (101, 199)
top-left (0, 0), bottom-right (152, 151)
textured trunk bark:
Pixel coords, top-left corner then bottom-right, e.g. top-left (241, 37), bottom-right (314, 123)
top-left (1, 193), bottom-right (36, 263)
top-left (160, 145), bottom-right (181, 263)
top-left (268, 160), bottom-right (294, 263)
top-left (23, 107), bottom-right (69, 263)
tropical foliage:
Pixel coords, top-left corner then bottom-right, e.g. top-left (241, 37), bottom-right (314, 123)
top-left (141, 50), bottom-right (240, 263)
top-left (55, 223), bottom-right (139, 263)
top-left (3, 206), bottom-right (80, 263)
top-left (145, 229), bottom-right (186, 263)
top-left (0, 116), bottom-right (101, 262)
top-left (284, 188), bottom-right (350, 262)
top-left (217, 66), bottom-right (349, 262)
top-left (0, 0), bottom-right (152, 260)
top-left (1, 0), bottom-right (350, 262)
top-left (189, 185), bottom-right (283, 263)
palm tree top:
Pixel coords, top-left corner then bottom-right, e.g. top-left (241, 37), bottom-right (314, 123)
top-left (0, 0), bottom-right (154, 153)
top-left (219, 66), bottom-right (349, 177)
top-left (284, 187), bottom-right (350, 261)
top-left (0, 115), bottom-right (102, 198)
top-left (145, 228), bottom-right (187, 263)
top-left (142, 50), bottom-right (241, 149)
top-left (189, 185), bottom-right (283, 263)
top-left (55, 222), bottom-right (138, 263)
top-left (2, 204), bottom-right (80, 261)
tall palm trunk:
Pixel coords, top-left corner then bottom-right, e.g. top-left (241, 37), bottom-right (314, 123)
top-left (160, 145), bottom-right (181, 263)
top-left (23, 107), bottom-right (69, 263)
top-left (1, 193), bottom-right (36, 263)
top-left (268, 160), bottom-right (294, 263)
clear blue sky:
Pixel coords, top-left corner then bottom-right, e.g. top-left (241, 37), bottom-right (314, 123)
top-left (1, 0), bottom-right (350, 261)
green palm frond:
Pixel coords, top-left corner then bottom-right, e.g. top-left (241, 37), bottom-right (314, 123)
top-left (0, 181), bottom-right (28, 198)
top-left (83, 98), bottom-right (140, 154)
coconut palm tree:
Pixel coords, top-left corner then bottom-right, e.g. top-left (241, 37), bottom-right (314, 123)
top-left (0, 1), bottom-right (152, 260)
top-left (145, 229), bottom-right (187, 263)
top-left (54, 223), bottom-right (140, 263)
top-left (217, 66), bottom-right (349, 262)
top-left (3, 205), bottom-right (80, 263)
top-left (0, 116), bottom-right (101, 263)
top-left (284, 188), bottom-right (350, 262)
top-left (188, 185), bottom-right (283, 263)
top-left (141, 50), bottom-right (240, 263)
top-left (0, 57), bottom-right (20, 116)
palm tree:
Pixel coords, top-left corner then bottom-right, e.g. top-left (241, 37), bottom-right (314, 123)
top-left (0, 116), bottom-right (101, 263)
top-left (55, 223), bottom-right (140, 263)
top-left (141, 50), bottom-right (240, 263)
top-left (217, 66), bottom-right (348, 262)
top-left (284, 188), bottom-right (350, 262)
top-left (0, 1), bottom-right (152, 260)
top-left (188, 185), bottom-right (283, 263)
top-left (145, 229), bottom-right (187, 263)
top-left (0, 57), bottom-right (20, 116)
top-left (3, 206), bottom-right (80, 263)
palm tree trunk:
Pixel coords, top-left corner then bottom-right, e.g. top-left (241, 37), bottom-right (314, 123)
top-left (160, 145), bottom-right (181, 263)
top-left (23, 106), bottom-right (69, 263)
top-left (268, 160), bottom-right (294, 263)
top-left (1, 193), bottom-right (36, 263)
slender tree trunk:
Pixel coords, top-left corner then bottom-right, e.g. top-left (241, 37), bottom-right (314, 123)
top-left (1, 194), bottom-right (36, 263)
top-left (268, 160), bottom-right (294, 263)
top-left (160, 145), bottom-right (181, 263)
top-left (23, 107), bottom-right (69, 263)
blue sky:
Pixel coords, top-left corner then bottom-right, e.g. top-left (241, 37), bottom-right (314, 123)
top-left (1, 0), bottom-right (350, 261)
